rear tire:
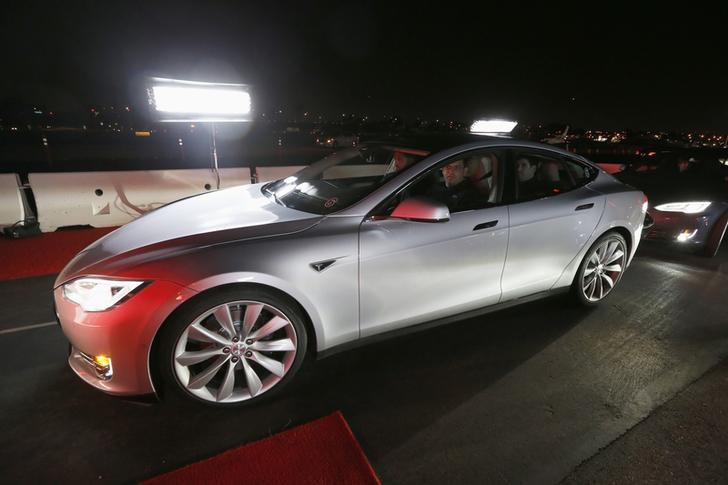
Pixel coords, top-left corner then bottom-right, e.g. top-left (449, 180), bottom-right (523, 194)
top-left (156, 287), bottom-right (308, 407)
top-left (571, 232), bottom-right (628, 307)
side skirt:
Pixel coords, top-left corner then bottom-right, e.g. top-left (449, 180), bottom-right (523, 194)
top-left (317, 287), bottom-right (570, 360)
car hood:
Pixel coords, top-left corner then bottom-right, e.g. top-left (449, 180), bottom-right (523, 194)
top-left (55, 183), bottom-right (322, 286)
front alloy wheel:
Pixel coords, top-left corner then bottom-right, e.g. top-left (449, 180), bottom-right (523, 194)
top-left (574, 233), bottom-right (627, 305)
top-left (159, 288), bottom-right (307, 406)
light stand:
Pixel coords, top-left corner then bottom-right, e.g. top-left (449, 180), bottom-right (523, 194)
top-left (210, 122), bottom-right (221, 189)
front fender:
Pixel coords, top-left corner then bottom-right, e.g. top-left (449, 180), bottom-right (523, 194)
top-left (185, 272), bottom-right (343, 352)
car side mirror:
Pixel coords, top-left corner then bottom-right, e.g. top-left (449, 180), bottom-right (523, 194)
top-left (390, 197), bottom-right (450, 222)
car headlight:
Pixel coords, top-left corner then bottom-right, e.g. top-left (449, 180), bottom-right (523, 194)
top-left (653, 201), bottom-right (712, 214)
top-left (63, 277), bottom-right (146, 312)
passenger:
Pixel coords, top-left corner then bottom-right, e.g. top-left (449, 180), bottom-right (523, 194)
top-left (434, 159), bottom-right (482, 212)
top-left (542, 160), bottom-right (561, 182)
top-left (516, 157), bottom-right (546, 199)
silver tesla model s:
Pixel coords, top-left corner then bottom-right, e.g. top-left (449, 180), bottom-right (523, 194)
top-left (55, 135), bottom-right (647, 406)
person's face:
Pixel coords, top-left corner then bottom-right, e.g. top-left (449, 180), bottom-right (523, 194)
top-left (442, 160), bottom-right (465, 187)
top-left (517, 159), bottom-right (537, 182)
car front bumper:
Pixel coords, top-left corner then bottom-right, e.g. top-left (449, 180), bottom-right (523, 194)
top-left (55, 280), bottom-right (197, 396)
top-left (642, 210), bottom-right (713, 247)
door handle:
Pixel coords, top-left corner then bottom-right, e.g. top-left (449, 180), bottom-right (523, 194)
top-left (473, 220), bottom-right (498, 231)
top-left (575, 203), bottom-right (594, 211)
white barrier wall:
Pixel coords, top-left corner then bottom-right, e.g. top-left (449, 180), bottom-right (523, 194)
top-left (0, 174), bottom-right (26, 227)
top-left (27, 165), bottom-right (310, 232)
top-left (30, 169), bottom-right (223, 232)
top-left (217, 168), bottom-right (252, 188)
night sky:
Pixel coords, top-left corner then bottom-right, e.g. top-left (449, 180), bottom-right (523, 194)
top-left (3, 2), bottom-right (728, 130)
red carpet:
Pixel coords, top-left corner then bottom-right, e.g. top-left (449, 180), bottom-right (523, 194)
top-left (140, 411), bottom-right (380, 485)
top-left (0, 227), bottom-right (116, 280)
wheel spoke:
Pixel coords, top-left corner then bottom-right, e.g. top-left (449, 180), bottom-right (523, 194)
top-left (213, 305), bottom-right (237, 339)
top-left (584, 275), bottom-right (596, 295)
top-left (188, 355), bottom-right (229, 390)
top-left (596, 273), bottom-right (604, 299)
top-left (248, 350), bottom-right (285, 377)
top-left (216, 360), bottom-right (237, 402)
top-left (241, 358), bottom-right (263, 396)
top-left (604, 263), bottom-right (622, 273)
top-left (583, 270), bottom-right (597, 286)
top-left (605, 249), bottom-right (624, 265)
top-left (602, 242), bottom-right (616, 267)
top-left (242, 304), bottom-right (263, 338)
top-left (176, 347), bottom-right (225, 366)
top-left (249, 316), bottom-right (290, 340)
top-left (601, 273), bottom-right (615, 289)
top-left (188, 323), bottom-right (231, 346)
top-left (583, 265), bottom-right (597, 277)
top-left (250, 338), bottom-right (296, 352)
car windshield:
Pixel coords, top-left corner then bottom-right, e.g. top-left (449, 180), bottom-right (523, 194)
top-left (262, 144), bottom-right (429, 214)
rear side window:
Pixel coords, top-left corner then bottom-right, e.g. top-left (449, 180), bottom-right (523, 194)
top-left (510, 149), bottom-right (595, 202)
top-left (563, 158), bottom-right (595, 186)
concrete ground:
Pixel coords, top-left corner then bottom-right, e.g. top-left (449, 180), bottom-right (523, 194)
top-left (0, 240), bottom-right (726, 484)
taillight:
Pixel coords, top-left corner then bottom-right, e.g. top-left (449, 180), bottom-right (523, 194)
top-left (642, 194), bottom-right (649, 213)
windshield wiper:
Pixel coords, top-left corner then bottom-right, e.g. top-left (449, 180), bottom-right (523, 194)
top-left (262, 182), bottom-right (282, 205)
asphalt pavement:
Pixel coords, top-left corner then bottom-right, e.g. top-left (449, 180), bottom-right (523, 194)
top-left (0, 240), bottom-right (726, 484)
top-left (563, 357), bottom-right (728, 484)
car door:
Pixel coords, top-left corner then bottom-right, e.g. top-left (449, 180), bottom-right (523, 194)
top-left (501, 148), bottom-right (605, 301)
top-left (358, 149), bottom-right (509, 337)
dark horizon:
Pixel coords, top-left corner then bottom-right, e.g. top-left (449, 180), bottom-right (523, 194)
top-left (3, 2), bottom-right (727, 132)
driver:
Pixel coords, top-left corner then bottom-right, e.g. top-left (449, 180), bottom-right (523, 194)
top-left (434, 159), bottom-right (481, 212)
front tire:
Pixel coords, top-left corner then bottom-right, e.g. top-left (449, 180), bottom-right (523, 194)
top-left (572, 232), bottom-right (628, 306)
top-left (157, 287), bottom-right (308, 407)
top-left (702, 211), bottom-right (728, 257)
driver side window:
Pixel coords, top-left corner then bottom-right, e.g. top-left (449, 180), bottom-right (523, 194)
top-left (402, 149), bottom-right (502, 214)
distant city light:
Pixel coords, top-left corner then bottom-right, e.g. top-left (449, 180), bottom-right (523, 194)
top-left (148, 77), bottom-right (252, 122)
top-left (470, 119), bottom-right (518, 135)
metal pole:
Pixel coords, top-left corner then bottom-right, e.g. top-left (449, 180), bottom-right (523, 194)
top-left (210, 122), bottom-right (221, 189)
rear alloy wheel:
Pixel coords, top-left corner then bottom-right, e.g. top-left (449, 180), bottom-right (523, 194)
top-left (159, 288), bottom-right (307, 406)
top-left (573, 232), bottom-right (628, 306)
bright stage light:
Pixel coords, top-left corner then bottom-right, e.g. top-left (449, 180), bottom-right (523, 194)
top-left (470, 119), bottom-right (518, 135)
top-left (148, 77), bottom-right (252, 122)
